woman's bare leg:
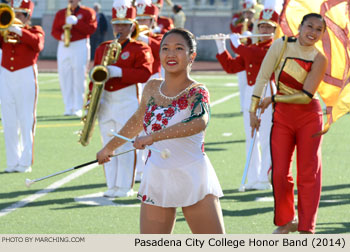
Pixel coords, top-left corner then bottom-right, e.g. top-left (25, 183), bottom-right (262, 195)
top-left (182, 194), bottom-right (225, 234)
top-left (140, 203), bottom-right (177, 234)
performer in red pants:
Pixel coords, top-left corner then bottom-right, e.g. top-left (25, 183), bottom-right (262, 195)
top-left (250, 13), bottom-right (328, 234)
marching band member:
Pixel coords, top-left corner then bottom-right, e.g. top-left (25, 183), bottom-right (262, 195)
top-left (250, 13), bottom-right (328, 234)
top-left (96, 28), bottom-right (224, 234)
top-left (151, 0), bottom-right (174, 34)
top-left (0, 0), bottom-right (45, 173)
top-left (91, 0), bottom-right (153, 198)
top-left (215, 0), bottom-right (284, 190)
top-left (229, 0), bottom-right (256, 114)
top-left (134, 0), bottom-right (163, 182)
top-left (135, 0), bottom-right (163, 79)
top-left (51, 0), bottom-right (97, 116)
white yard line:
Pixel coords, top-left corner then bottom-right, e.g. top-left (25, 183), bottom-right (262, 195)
top-left (0, 163), bottom-right (98, 218)
top-left (39, 78), bottom-right (60, 85)
top-left (211, 92), bottom-right (240, 107)
top-left (0, 92), bottom-right (240, 216)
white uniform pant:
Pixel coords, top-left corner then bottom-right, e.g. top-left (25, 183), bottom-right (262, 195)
top-left (98, 85), bottom-right (140, 189)
top-left (237, 71), bottom-right (247, 112)
top-left (57, 39), bottom-right (90, 114)
top-left (0, 66), bottom-right (38, 169)
top-left (243, 83), bottom-right (274, 186)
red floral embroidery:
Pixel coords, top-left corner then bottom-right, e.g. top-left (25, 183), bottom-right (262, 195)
top-left (171, 100), bottom-right (177, 107)
top-left (178, 96), bottom-right (188, 110)
top-left (144, 112), bottom-right (152, 124)
top-left (162, 118), bottom-right (168, 126)
top-left (156, 113), bottom-right (162, 121)
top-left (164, 107), bottom-right (175, 117)
top-left (189, 87), bottom-right (197, 97)
top-left (142, 195), bottom-right (147, 201)
top-left (152, 123), bottom-right (162, 131)
top-left (151, 105), bottom-right (157, 111)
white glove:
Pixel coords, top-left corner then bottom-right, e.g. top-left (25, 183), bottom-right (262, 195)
top-left (230, 33), bottom-right (241, 48)
top-left (66, 15), bottom-right (78, 25)
top-left (107, 65), bottom-right (122, 78)
top-left (242, 31), bottom-right (252, 37)
top-left (8, 25), bottom-right (22, 36)
top-left (215, 38), bottom-right (226, 54)
top-left (152, 26), bottom-right (161, 34)
top-left (137, 34), bottom-right (149, 44)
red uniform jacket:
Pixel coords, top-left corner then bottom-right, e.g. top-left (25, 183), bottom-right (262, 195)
top-left (157, 16), bottom-right (174, 34)
top-left (216, 39), bottom-right (273, 86)
top-left (51, 5), bottom-right (97, 42)
top-left (90, 39), bottom-right (153, 92)
top-left (229, 13), bottom-right (242, 32)
top-left (147, 32), bottom-right (163, 75)
top-left (0, 25), bottom-right (45, 72)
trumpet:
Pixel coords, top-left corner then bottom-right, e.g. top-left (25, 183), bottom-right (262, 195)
top-left (196, 33), bottom-right (274, 41)
top-left (0, 3), bottom-right (24, 44)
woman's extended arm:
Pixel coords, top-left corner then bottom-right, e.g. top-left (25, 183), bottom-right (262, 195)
top-left (96, 81), bottom-right (153, 164)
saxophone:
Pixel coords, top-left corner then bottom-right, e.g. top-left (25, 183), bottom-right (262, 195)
top-left (79, 35), bottom-right (122, 146)
top-left (63, 3), bottom-right (72, 47)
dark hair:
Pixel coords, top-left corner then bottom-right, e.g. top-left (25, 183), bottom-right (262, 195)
top-left (160, 28), bottom-right (197, 54)
top-left (173, 5), bottom-right (182, 13)
top-left (301, 13), bottom-right (326, 31)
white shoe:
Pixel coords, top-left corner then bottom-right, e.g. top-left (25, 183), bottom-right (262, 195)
top-left (14, 166), bottom-right (32, 173)
top-left (74, 110), bottom-right (83, 117)
top-left (103, 187), bottom-right (118, 198)
top-left (252, 182), bottom-right (272, 190)
top-left (4, 166), bottom-right (16, 173)
top-left (243, 183), bottom-right (255, 190)
top-left (135, 172), bottom-right (143, 183)
top-left (113, 188), bottom-right (134, 198)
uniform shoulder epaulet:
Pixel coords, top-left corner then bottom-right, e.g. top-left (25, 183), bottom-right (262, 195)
top-left (282, 36), bottom-right (297, 42)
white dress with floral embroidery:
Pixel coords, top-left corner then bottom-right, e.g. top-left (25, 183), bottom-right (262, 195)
top-left (137, 85), bottom-right (223, 207)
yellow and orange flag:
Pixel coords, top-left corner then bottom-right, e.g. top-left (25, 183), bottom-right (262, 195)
top-left (280, 0), bottom-right (350, 133)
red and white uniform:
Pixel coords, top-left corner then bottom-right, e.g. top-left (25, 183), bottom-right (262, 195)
top-left (0, 25), bottom-right (45, 170)
top-left (91, 39), bottom-right (153, 190)
top-left (151, 0), bottom-right (174, 34)
top-left (229, 1), bottom-right (255, 113)
top-left (147, 33), bottom-right (162, 77)
top-left (217, 39), bottom-right (275, 188)
top-left (156, 16), bottom-right (174, 34)
top-left (51, 4), bottom-right (97, 115)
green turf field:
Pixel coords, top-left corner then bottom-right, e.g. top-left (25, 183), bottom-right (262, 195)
top-left (0, 72), bottom-right (349, 234)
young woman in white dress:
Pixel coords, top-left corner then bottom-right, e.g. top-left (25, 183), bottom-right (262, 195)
top-left (97, 28), bottom-right (225, 234)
